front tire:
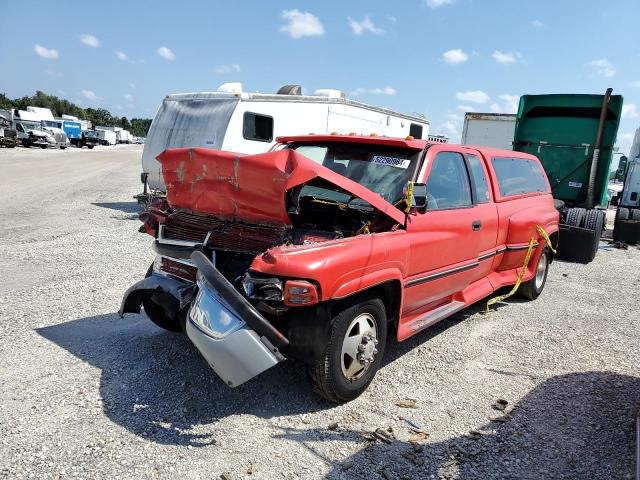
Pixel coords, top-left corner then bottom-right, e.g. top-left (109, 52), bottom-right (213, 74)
top-left (142, 264), bottom-right (184, 332)
top-left (308, 297), bottom-right (387, 403)
top-left (518, 247), bottom-right (550, 300)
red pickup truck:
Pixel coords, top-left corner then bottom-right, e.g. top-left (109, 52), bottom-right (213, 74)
top-left (120, 135), bottom-right (559, 403)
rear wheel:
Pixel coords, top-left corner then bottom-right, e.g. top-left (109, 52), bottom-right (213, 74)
top-left (565, 207), bottom-right (586, 227)
top-left (308, 298), bottom-right (387, 403)
top-left (582, 209), bottom-right (605, 262)
top-left (632, 210), bottom-right (640, 221)
top-left (518, 247), bottom-right (550, 300)
top-left (617, 207), bottom-right (630, 221)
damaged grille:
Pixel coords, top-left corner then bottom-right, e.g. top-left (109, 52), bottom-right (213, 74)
top-left (163, 210), bottom-right (290, 254)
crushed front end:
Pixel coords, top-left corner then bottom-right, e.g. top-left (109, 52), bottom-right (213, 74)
top-left (120, 143), bottom-right (413, 387)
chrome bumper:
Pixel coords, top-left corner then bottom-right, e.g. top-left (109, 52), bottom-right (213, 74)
top-left (186, 283), bottom-right (285, 387)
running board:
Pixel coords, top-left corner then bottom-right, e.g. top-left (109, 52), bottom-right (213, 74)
top-left (408, 300), bottom-right (466, 332)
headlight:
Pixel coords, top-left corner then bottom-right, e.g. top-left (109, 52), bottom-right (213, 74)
top-left (189, 283), bottom-right (244, 339)
top-left (242, 273), bottom-right (283, 301)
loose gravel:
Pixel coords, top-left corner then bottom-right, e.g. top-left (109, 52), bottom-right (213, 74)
top-left (0, 145), bottom-right (639, 479)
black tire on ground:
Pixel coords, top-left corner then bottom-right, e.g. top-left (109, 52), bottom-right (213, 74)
top-left (617, 208), bottom-right (630, 220)
top-left (308, 297), bottom-right (387, 404)
top-left (631, 209), bottom-right (640, 221)
top-left (141, 264), bottom-right (184, 332)
top-left (88, 145), bottom-right (94, 149)
top-left (565, 207), bottom-right (586, 227)
top-left (518, 247), bottom-right (550, 300)
top-left (60, 146), bottom-right (66, 150)
top-left (40, 145), bottom-right (47, 149)
top-left (582, 209), bottom-right (605, 262)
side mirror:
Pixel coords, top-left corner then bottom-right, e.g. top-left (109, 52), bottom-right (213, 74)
top-left (406, 182), bottom-right (428, 213)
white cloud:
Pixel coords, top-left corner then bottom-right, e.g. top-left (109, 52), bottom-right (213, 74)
top-left (280, 9), bottom-right (324, 39)
top-left (622, 104), bottom-right (639, 119)
top-left (442, 48), bottom-right (468, 65)
top-left (456, 105), bottom-right (475, 112)
top-left (351, 86), bottom-right (397, 96)
top-left (531, 20), bottom-right (544, 28)
top-left (34, 44), bottom-right (59, 59)
top-left (425, 0), bottom-right (454, 8)
top-left (436, 120), bottom-right (461, 141)
top-left (123, 93), bottom-right (134, 102)
top-left (588, 59), bottom-right (615, 77)
top-left (490, 103), bottom-right (503, 113)
top-left (116, 51), bottom-right (128, 61)
top-left (157, 46), bottom-right (176, 61)
top-left (499, 94), bottom-right (520, 113)
top-left (632, 80), bottom-right (640, 88)
top-left (456, 90), bottom-right (490, 104)
top-left (348, 15), bottom-right (384, 35)
top-left (81, 90), bottom-right (100, 100)
top-left (387, 15), bottom-right (397, 23)
top-left (129, 83), bottom-right (136, 89)
top-left (492, 50), bottom-right (521, 64)
top-left (214, 63), bottom-right (242, 74)
top-left (79, 34), bottom-right (100, 48)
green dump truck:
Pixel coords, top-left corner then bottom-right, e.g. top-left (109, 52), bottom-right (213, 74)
top-left (513, 89), bottom-right (623, 263)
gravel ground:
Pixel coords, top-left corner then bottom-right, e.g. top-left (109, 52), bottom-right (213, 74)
top-left (0, 145), bottom-right (639, 480)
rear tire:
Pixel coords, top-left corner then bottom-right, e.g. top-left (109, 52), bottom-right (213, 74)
top-left (632, 210), bottom-right (640, 221)
top-left (142, 264), bottom-right (184, 332)
top-left (617, 207), bottom-right (629, 221)
top-left (518, 247), bottom-right (550, 300)
top-left (582, 209), bottom-right (605, 262)
top-left (565, 207), bottom-right (586, 227)
top-left (308, 297), bottom-right (387, 403)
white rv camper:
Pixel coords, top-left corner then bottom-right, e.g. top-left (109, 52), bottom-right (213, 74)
top-left (141, 83), bottom-right (429, 191)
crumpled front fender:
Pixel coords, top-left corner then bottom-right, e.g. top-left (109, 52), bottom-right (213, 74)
top-left (119, 273), bottom-right (196, 317)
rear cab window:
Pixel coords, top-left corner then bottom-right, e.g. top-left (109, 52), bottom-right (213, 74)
top-left (491, 156), bottom-right (548, 197)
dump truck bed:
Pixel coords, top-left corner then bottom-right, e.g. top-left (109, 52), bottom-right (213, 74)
top-left (513, 94), bottom-right (623, 208)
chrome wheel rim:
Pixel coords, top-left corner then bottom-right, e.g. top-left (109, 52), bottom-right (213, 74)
top-left (340, 313), bottom-right (378, 381)
top-left (535, 252), bottom-right (548, 290)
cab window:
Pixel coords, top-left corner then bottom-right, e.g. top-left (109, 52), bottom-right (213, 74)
top-left (425, 152), bottom-right (472, 210)
top-left (492, 157), bottom-right (548, 197)
top-left (466, 153), bottom-right (491, 203)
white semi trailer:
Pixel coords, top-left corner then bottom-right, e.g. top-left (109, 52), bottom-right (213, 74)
top-left (140, 83), bottom-right (430, 194)
top-left (461, 112), bottom-right (516, 150)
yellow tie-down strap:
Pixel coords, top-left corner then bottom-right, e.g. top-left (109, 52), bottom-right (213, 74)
top-left (485, 225), bottom-right (556, 312)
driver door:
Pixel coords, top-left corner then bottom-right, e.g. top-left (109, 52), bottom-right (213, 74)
top-left (402, 147), bottom-right (479, 315)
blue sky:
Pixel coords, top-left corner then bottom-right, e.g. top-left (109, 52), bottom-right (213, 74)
top-left (1, 0), bottom-right (639, 154)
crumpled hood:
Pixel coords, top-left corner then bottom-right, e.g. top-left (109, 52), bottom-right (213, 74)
top-left (157, 147), bottom-right (406, 225)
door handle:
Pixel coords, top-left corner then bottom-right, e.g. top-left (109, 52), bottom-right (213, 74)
top-left (472, 220), bottom-right (482, 231)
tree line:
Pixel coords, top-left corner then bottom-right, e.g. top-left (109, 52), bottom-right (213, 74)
top-left (0, 91), bottom-right (152, 138)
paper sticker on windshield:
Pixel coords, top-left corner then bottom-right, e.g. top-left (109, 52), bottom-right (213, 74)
top-left (568, 181), bottom-right (583, 188)
top-left (371, 156), bottom-right (411, 169)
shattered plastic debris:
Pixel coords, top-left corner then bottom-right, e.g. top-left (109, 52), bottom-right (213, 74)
top-left (492, 398), bottom-right (509, 411)
top-left (393, 398), bottom-right (418, 409)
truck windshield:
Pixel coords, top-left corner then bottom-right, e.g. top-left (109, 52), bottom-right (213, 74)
top-left (289, 142), bottom-right (421, 208)
top-left (42, 121), bottom-right (58, 128)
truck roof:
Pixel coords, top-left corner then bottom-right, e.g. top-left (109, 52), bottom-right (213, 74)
top-left (277, 135), bottom-right (539, 161)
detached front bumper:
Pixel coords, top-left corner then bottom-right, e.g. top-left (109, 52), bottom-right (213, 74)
top-left (119, 251), bottom-right (288, 388)
top-left (186, 251), bottom-right (288, 387)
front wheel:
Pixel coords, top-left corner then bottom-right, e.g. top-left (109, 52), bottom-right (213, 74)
top-left (308, 297), bottom-right (387, 403)
top-left (142, 264), bottom-right (184, 332)
top-left (518, 247), bottom-right (550, 300)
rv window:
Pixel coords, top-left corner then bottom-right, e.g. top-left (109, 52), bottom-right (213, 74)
top-left (409, 123), bottom-right (423, 139)
top-left (243, 112), bottom-right (273, 142)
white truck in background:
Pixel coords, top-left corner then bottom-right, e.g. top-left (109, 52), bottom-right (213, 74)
top-left (461, 113), bottom-right (516, 150)
top-left (94, 128), bottom-right (117, 145)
